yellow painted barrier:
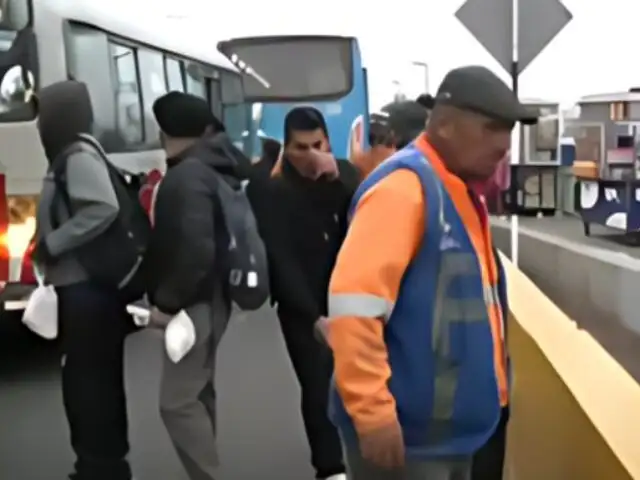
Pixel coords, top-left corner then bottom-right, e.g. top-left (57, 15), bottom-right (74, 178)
top-left (502, 254), bottom-right (640, 480)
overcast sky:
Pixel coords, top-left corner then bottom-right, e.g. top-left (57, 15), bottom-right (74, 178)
top-left (156, 0), bottom-right (639, 109)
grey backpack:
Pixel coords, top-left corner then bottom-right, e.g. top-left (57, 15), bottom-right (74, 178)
top-left (215, 174), bottom-right (270, 311)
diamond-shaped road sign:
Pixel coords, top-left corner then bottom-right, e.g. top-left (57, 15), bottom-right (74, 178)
top-left (455, 0), bottom-right (572, 75)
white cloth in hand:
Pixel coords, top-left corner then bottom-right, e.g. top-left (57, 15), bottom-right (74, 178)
top-left (164, 310), bottom-right (196, 363)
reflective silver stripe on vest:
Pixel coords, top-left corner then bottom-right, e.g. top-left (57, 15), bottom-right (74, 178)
top-left (328, 293), bottom-right (394, 321)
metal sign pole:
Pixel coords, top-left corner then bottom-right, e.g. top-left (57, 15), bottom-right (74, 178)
top-left (455, 0), bottom-right (572, 267)
top-left (411, 61), bottom-right (430, 95)
top-left (510, 0), bottom-right (520, 266)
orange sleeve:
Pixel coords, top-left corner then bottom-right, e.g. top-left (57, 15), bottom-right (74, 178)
top-left (328, 168), bottom-right (425, 434)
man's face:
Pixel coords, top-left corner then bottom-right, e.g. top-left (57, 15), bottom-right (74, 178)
top-left (285, 128), bottom-right (330, 168)
top-left (449, 110), bottom-right (512, 180)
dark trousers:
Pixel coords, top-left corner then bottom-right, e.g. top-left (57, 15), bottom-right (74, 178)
top-left (279, 310), bottom-right (345, 479)
top-left (471, 407), bottom-right (509, 480)
top-left (57, 282), bottom-right (134, 480)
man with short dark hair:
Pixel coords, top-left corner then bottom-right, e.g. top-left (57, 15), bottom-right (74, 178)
top-left (248, 106), bottom-right (358, 480)
top-left (144, 91), bottom-right (252, 480)
top-left (327, 66), bottom-right (537, 479)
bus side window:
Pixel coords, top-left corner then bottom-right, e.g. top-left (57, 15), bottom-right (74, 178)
top-left (207, 77), bottom-right (222, 118)
top-left (185, 62), bottom-right (206, 99)
top-left (164, 56), bottom-right (185, 92)
top-left (138, 48), bottom-right (167, 147)
top-left (110, 43), bottom-right (144, 148)
top-left (64, 24), bottom-right (118, 148)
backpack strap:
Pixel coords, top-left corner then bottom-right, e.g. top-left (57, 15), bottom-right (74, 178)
top-left (48, 142), bottom-right (86, 229)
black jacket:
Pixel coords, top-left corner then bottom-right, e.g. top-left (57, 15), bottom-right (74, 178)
top-left (251, 142), bottom-right (280, 180)
top-left (144, 133), bottom-right (250, 314)
top-left (247, 158), bottom-right (360, 322)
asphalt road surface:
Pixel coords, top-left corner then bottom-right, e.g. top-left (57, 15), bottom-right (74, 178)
top-left (0, 306), bottom-right (314, 480)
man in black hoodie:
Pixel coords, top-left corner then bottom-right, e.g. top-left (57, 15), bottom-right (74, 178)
top-left (144, 91), bottom-right (251, 480)
top-left (34, 81), bottom-right (134, 480)
top-left (248, 106), bottom-right (359, 480)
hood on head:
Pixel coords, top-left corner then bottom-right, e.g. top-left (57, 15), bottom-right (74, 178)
top-left (37, 80), bottom-right (93, 162)
top-left (191, 132), bottom-right (253, 180)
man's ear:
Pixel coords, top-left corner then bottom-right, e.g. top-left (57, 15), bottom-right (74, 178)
top-left (433, 112), bottom-right (456, 141)
top-left (439, 122), bottom-right (455, 140)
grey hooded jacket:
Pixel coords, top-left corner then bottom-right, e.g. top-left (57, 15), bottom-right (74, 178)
top-left (34, 80), bottom-right (119, 286)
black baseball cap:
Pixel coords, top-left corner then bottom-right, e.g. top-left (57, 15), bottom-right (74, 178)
top-left (369, 111), bottom-right (393, 146)
top-left (381, 100), bottom-right (429, 148)
top-left (434, 66), bottom-right (539, 125)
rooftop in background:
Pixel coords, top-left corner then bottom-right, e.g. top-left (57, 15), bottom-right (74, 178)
top-left (579, 90), bottom-right (640, 104)
top-left (520, 97), bottom-right (560, 105)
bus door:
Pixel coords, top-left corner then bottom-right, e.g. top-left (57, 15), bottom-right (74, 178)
top-left (218, 35), bottom-right (369, 161)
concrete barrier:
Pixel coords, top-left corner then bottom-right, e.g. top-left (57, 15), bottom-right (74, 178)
top-left (491, 219), bottom-right (640, 382)
top-left (503, 254), bottom-right (640, 479)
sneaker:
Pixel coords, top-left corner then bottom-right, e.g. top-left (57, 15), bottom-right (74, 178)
top-left (324, 475), bottom-right (347, 480)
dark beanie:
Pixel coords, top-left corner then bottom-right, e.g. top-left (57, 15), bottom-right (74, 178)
top-left (153, 91), bottom-right (224, 138)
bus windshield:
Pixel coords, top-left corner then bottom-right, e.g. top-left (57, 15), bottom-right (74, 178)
top-left (219, 36), bottom-right (353, 102)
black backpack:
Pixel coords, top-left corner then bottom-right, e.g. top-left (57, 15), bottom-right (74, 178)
top-left (50, 137), bottom-right (151, 302)
top-left (214, 173), bottom-right (269, 311)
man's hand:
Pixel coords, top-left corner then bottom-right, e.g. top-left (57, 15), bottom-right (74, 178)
top-left (308, 150), bottom-right (339, 180)
top-left (358, 420), bottom-right (405, 469)
top-left (149, 307), bottom-right (172, 329)
top-left (314, 316), bottom-right (330, 344)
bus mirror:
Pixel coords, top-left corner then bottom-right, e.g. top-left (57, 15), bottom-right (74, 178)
top-left (0, 0), bottom-right (28, 30)
top-left (0, 65), bottom-right (34, 110)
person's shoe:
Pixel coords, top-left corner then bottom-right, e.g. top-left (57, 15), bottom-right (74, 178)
top-left (324, 475), bottom-right (347, 480)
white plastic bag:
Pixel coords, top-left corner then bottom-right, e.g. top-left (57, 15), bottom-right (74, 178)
top-left (164, 310), bottom-right (196, 363)
top-left (126, 304), bottom-right (150, 327)
top-left (22, 284), bottom-right (58, 340)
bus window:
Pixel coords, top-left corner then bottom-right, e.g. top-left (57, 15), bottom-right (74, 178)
top-left (164, 56), bottom-right (184, 92)
top-left (222, 103), bottom-right (248, 151)
top-left (220, 71), bottom-right (247, 151)
top-left (138, 48), bottom-right (167, 145)
top-left (207, 77), bottom-right (222, 118)
top-left (185, 62), bottom-right (206, 98)
top-left (64, 24), bottom-right (116, 143)
top-left (111, 43), bottom-right (144, 147)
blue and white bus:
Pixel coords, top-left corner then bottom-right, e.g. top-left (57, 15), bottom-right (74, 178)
top-left (218, 35), bottom-right (369, 161)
